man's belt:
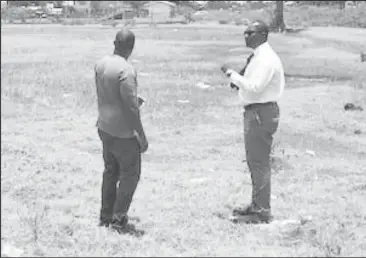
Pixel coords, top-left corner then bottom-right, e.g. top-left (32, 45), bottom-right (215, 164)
top-left (244, 102), bottom-right (277, 110)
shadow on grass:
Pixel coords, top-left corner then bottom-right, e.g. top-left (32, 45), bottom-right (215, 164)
top-left (284, 27), bottom-right (308, 34)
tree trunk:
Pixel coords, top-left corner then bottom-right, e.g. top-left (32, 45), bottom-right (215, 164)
top-left (270, 1), bottom-right (286, 32)
top-left (338, 1), bottom-right (346, 10)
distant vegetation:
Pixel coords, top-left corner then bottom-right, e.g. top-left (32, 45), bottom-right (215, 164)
top-left (1, 1), bottom-right (366, 28)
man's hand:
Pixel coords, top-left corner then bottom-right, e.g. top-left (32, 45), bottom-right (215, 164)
top-left (134, 131), bottom-right (149, 153)
top-left (221, 64), bottom-right (229, 74)
top-left (220, 64), bottom-right (234, 77)
top-left (139, 137), bottom-right (149, 153)
top-left (137, 96), bottom-right (145, 108)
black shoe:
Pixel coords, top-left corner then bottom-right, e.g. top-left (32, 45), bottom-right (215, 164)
top-left (98, 219), bottom-right (112, 227)
top-left (230, 213), bottom-right (273, 224)
top-left (111, 222), bottom-right (145, 237)
top-left (232, 205), bottom-right (253, 216)
top-left (110, 215), bottom-right (129, 232)
top-left (111, 215), bottom-right (128, 233)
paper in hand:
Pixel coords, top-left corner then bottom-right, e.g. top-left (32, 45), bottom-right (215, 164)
top-left (138, 96), bottom-right (145, 108)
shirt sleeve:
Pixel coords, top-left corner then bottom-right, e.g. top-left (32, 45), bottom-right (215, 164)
top-left (229, 62), bottom-right (275, 93)
top-left (94, 63), bottom-right (98, 85)
top-left (119, 67), bottom-right (139, 117)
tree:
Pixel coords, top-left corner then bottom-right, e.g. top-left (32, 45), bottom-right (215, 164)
top-left (270, 1), bottom-right (286, 32)
top-left (53, 1), bottom-right (63, 8)
top-left (90, 1), bottom-right (102, 14)
top-left (337, 0), bottom-right (346, 9)
top-left (167, 1), bottom-right (183, 5)
top-left (205, 1), bottom-right (231, 10)
top-left (122, 1), bottom-right (147, 17)
top-left (126, 1), bottom-right (147, 10)
top-left (7, 1), bottom-right (31, 7)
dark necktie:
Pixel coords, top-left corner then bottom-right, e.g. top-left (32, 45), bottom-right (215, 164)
top-left (230, 53), bottom-right (254, 90)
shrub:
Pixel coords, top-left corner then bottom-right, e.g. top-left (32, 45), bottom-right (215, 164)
top-left (234, 17), bottom-right (250, 26)
top-left (1, 7), bottom-right (33, 23)
top-left (197, 4), bottom-right (366, 29)
top-left (124, 18), bottom-right (136, 27)
top-left (284, 5), bottom-right (366, 28)
top-left (219, 19), bottom-right (229, 25)
top-left (61, 18), bottom-right (87, 26)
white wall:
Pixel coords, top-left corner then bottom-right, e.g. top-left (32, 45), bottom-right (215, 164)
top-left (146, 2), bottom-right (174, 21)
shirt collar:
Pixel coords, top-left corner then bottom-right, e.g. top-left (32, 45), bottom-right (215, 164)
top-left (253, 42), bottom-right (269, 56)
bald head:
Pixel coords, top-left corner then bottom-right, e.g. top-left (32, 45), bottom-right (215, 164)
top-left (248, 20), bottom-right (269, 35)
top-left (244, 20), bottom-right (269, 49)
top-left (114, 28), bottom-right (135, 59)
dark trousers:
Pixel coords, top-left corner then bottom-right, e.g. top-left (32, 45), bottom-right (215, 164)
top-left (98, 129), bottom-right (141, 223)
top-left (244, 102), bottom-right (279, 215)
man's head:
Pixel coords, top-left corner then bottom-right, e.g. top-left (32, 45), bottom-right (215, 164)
top-left (244, 20), bottom-right (269, 49)
top-left (114, 28), bottom-right (135, 59)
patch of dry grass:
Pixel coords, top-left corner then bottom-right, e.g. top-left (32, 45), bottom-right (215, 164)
top-left (1, 24), bottom-right (366, 257)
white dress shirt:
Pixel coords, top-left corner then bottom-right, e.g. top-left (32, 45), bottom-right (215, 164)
top-left (228, 42), bottom-right (285, 106)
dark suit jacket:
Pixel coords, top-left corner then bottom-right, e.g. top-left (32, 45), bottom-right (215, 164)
top-left (95, 54), bottom-right (140, 138)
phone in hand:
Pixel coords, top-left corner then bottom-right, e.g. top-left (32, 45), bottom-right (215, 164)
top-left (138, 96), bottom-right (145, 108)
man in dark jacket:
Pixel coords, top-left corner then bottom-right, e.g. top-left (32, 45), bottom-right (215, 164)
top-left (95, 28), bottom-right (148, 233)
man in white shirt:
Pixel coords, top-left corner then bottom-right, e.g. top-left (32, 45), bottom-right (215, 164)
top-left (221, 20), bottom-right (285, 224)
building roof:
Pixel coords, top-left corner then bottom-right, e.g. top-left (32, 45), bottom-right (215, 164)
top-left (144, 1), bottom-right (177, 7)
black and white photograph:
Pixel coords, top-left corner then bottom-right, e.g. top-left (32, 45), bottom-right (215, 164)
top-left (1, 0), bottom-right (365, 257)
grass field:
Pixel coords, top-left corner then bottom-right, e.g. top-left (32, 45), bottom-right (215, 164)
top-left (1, 24), bottom-right (366, 257)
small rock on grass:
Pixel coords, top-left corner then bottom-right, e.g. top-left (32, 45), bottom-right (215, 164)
top-left (305, 149), bottom-right (316, 156)
top-left (344, 103), bottom-right (363, 111)
top-left (354, 129), bottom-right (362, 135)
top-left (196, 82), bottom-right (212, 89)
top-left (177, 99), bottom-right (190, 103)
